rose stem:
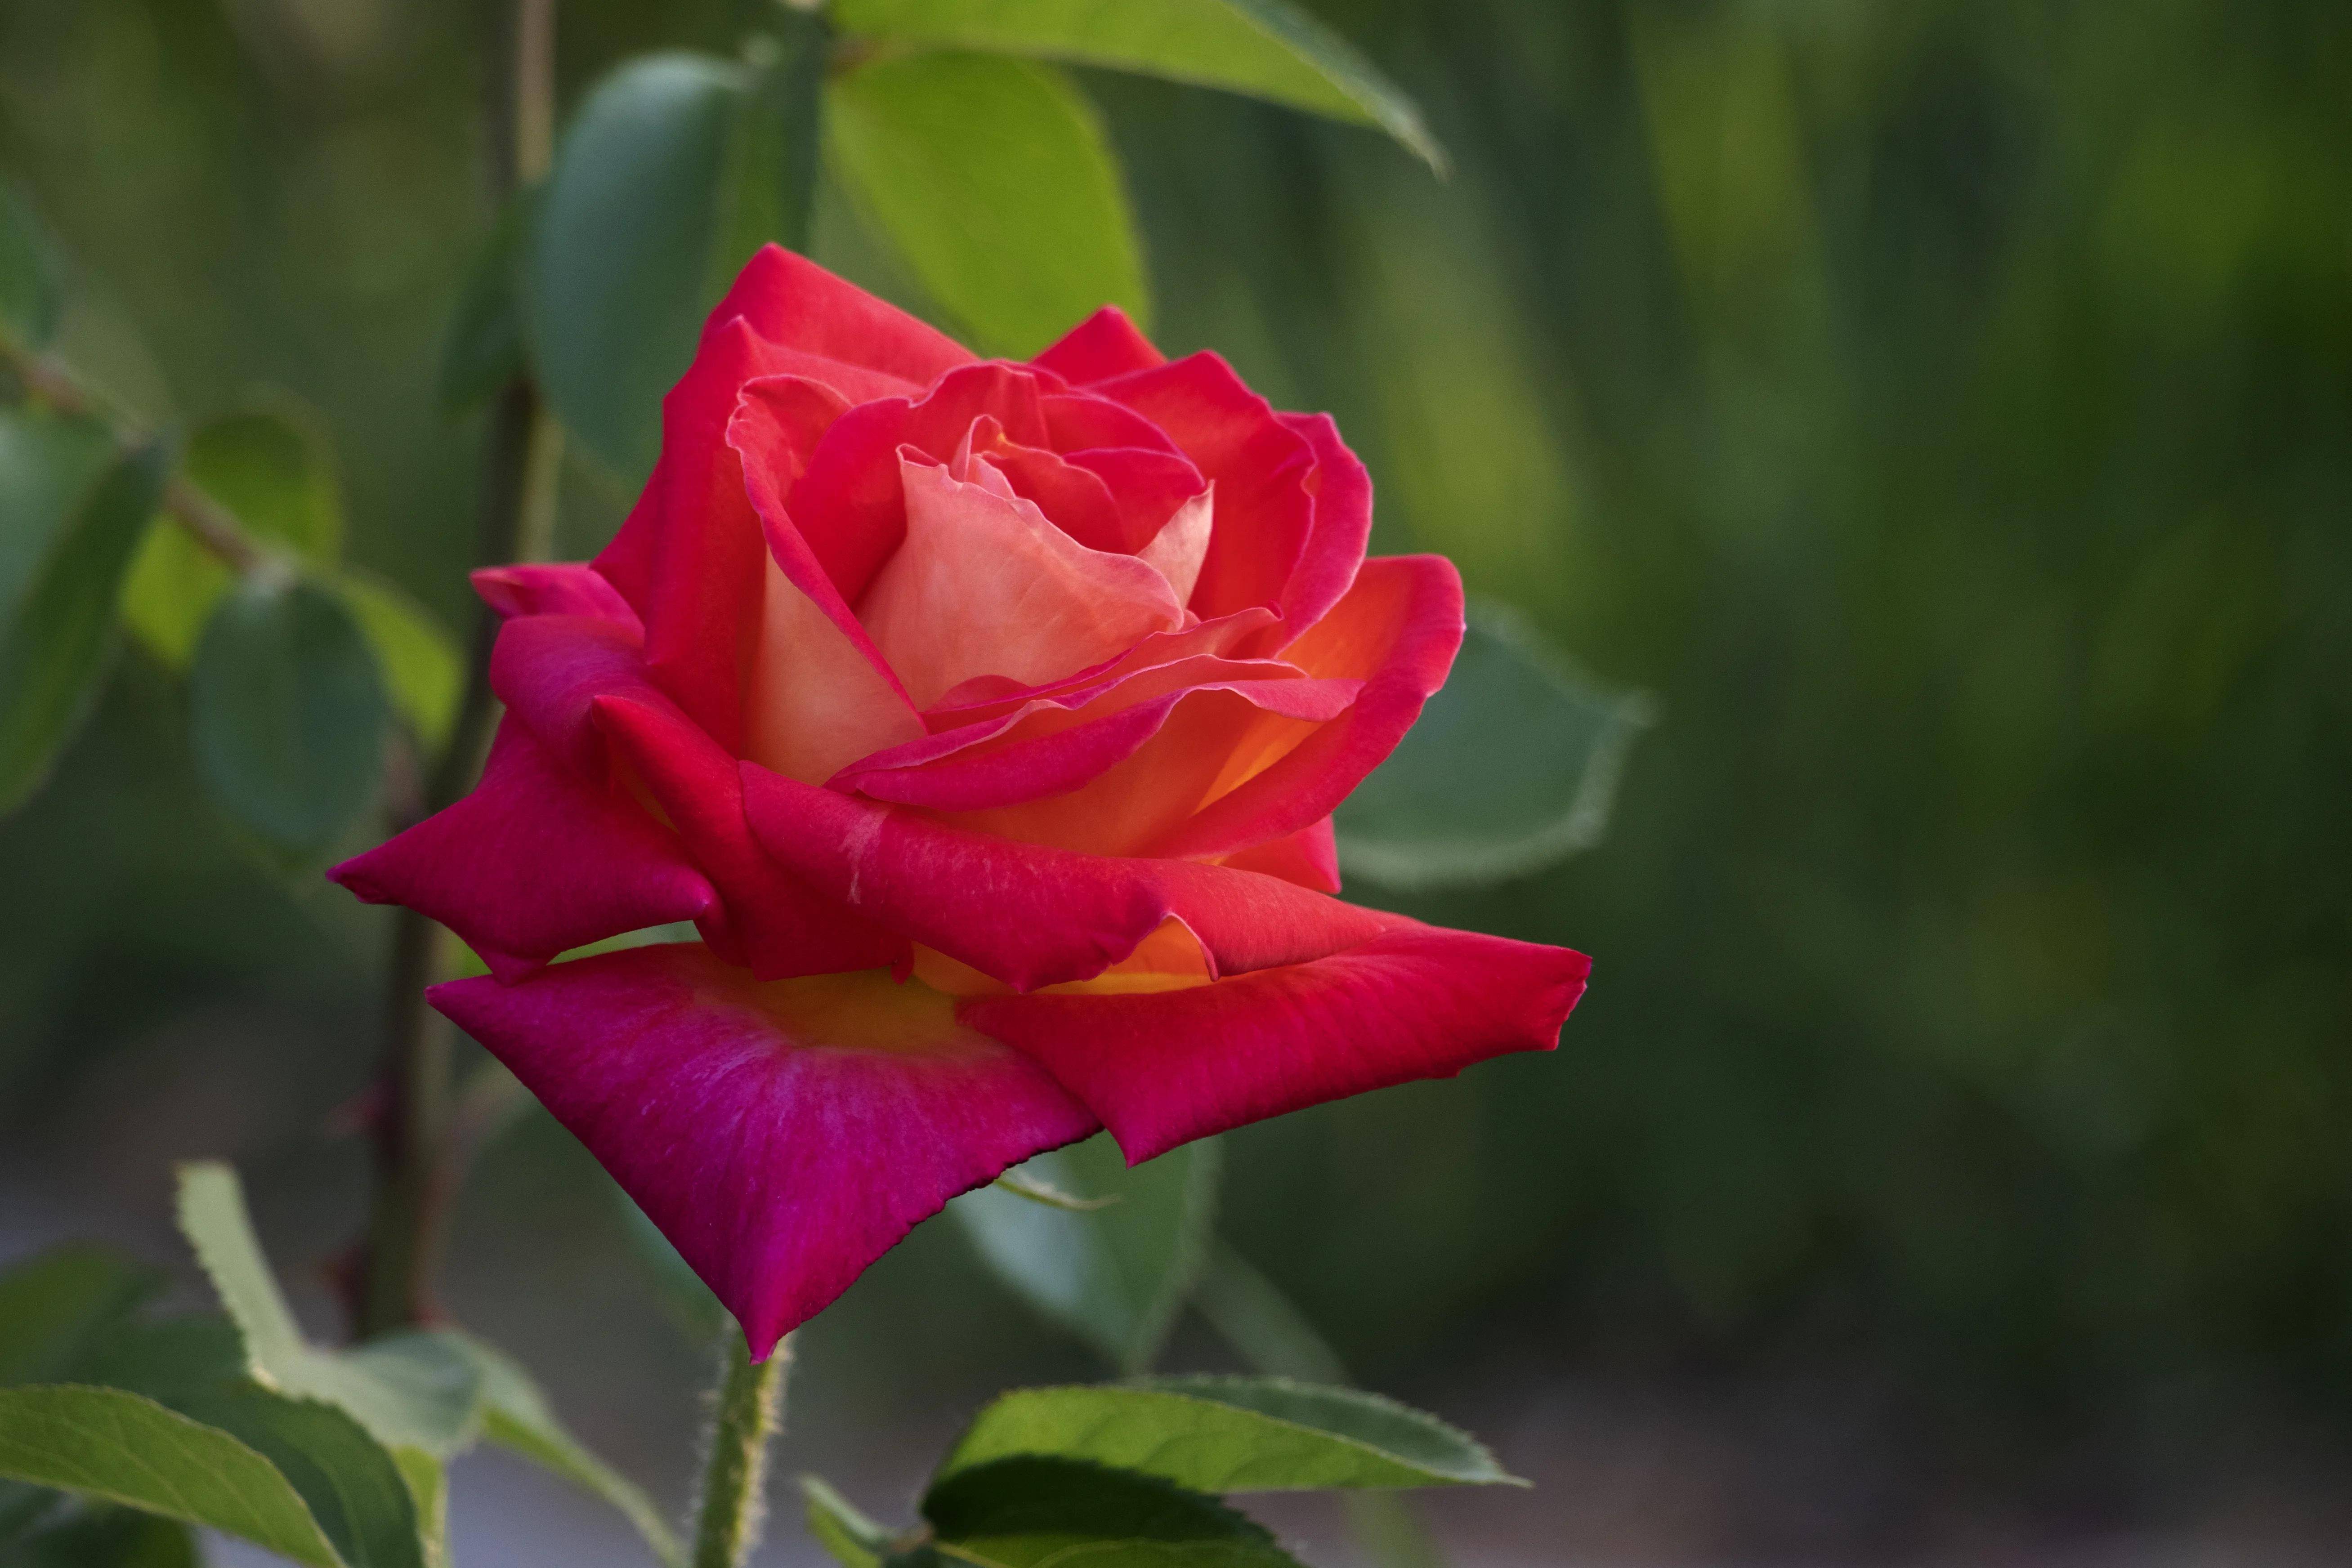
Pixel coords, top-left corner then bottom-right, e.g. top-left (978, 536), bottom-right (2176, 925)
top-left (350, 0), bottom-right (562, 1338)
top-left (690, 1331), bottom-right (792, 1568)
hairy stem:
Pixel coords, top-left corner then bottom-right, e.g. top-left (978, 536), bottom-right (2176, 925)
top-left (691, 1332), bottom-right (791, 1568)
top-left (351, 0), bottom-right (559, 1338)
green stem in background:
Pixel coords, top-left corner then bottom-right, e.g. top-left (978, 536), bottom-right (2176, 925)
top-left (351, 0), bottom-right (560, 1339)
top-left (691, 1331), bottom-right (791, 1568)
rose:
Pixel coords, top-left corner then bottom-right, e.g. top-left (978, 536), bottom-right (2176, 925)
top-left (332, 248), bottom-right (1590, 1358)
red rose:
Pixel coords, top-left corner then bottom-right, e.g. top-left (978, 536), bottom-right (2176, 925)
top-left (332, 249), bottom-right (1588, 1357)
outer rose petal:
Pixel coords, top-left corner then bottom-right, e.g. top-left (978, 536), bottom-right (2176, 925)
top-left (711, 244), bottom-right (973, 389)
top-left (965, 926), bottom-right (1591, 1162)
top-left (328, 719), bottom-right (715, 980)
top-left (1157, 554), bottom-right (1466, 862)
top-left (1032, 305), bottom-right (1165, 384)
top-left (740, 762), bottom-right (1401, 991)
top-left (596, 694), bottom-right (908, 978)
top-left (471, 563), bottom-right (640, 629)
top-left (1218, 816), bottom-right (1341, 893)
top-left (431, 944), bottom-right (1096, 1358)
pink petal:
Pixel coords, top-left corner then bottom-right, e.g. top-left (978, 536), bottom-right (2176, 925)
top-left (470, 564), bottom-right (640, 630)
top-left (1031, 305), bottom-right (1165, 384)
top-left (430, 944), bottom-right (1096, 1358)
top-left (488, 613), bottom-right (667, 776)
top-left (1094, 354), bottom-right (1317, 624)
top-left (744, 550), bottom-right (926, 785)
top-left (1157, 554), bottom-right (1466, 862)
top-left (740, 762), bottom-right (1402, 992)
top-left (835, 660), bottom-right (1359, 813)
top-left (964, 925), bottom-right (1591, 1162)
top-left (715, 246), bottom-right (973, 389)
top-left (595, 693), bottom-right (908, 978)
top-left (1040, 392), bottom-right (1184, 457)
top-left (1064, 448), bottom-right (1212, 557)
top-left (856, 456), bottom-right (1188, 708)
top-left (1263, 412), bottom-right (1373, 645)
top-left (1137, 486), bottom-right (1213, 607)
top-left (329, 719), bottom-right (715, 980)
top-left (1217, 817), bottom-right (1341, 893)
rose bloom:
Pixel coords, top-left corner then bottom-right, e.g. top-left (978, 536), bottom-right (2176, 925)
top-left (334, 249), bottom-right (1589, 1357)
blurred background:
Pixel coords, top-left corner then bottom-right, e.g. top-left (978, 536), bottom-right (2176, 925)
top-left (3, 0), bottom-right (2349, 1563)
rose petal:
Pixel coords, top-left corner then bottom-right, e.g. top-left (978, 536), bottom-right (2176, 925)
top-left (471, 563), bottom-right (641, 629)
top-left (718, 245), bottom-right (973, 388)
top-left (596, 693), bottom-right (908, 978)
top-left (1217, 816), bottom-right (1341, 894)
top-left (741, 762), bottom-right (1403, 992)
top-left (1157, 554), bottom-right (1465, 862)
top-left (430, 944), bottom-right (1096, 1358)
top-left (1095, 354), bottom-right (1317, 624)
top-left (1031, 305), bottom-right (1165, 385)
top-left (329, 719), bottom-right (715, 981)
top-left (856, 456), bottom-right (1188, 707)
top-left (965, 925), bottom-right (1591, 1162)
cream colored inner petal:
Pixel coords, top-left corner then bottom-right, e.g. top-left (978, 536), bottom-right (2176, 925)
top-left (744, 553), bottom-right (925, 784)
top-left (857, 456), bottom-right (1191, 708)
top-left (1137, 485), bottom-right (1213, 606)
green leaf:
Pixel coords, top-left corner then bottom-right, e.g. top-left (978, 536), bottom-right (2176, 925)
top-left (1, 1505), bottom-right (199, 1568)
top-left (0, 410), bottom-right (169, 814)
top-left (948, 1134), bottom-right (1218, 1373)
top-left (939, 1377), bottom-right (1522, 1493)
top-left (1334, 600), bottom-right (1654, 889)
top-left (0, 184), bottom-right (67, 350)
top-left (529, 53), bottom-right (753, 477)
top-left (165, 1384), bottom-right (422, 1568)
top-left (327, 571), bottom-right (463, 753)
top-left (907, 1458), bottom-right (1298, 1568)
top-left (0, 1248), bottom-right (165, 1389)
top-left (121, 402), bottom-right (343, 671)
top-left (438, 194), bottom-right (533, 416)
top-left (181, 405), bottom-right (342, 563)
top-left (800, 1475), bottom-right (892, 1568)
top-left (0, 1385), bottom-right (341, 1567)
top-left (386, 1450), bottom-right (443, 1568)
top-left (456, 1336), bottom-right (681, 1568)
top-left (118, 520), bottom-right (232, 668)
top-left (826, 52), bottom-right (1145, 357)
top-left (832, 0), bottom-right (1446, 173)
top-left (189, 576), bottom-right (388, 855)
top-left (173, 1164), bottom-right (483, 1458)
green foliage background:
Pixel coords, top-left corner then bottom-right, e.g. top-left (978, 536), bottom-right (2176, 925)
top-left (2, 0), bottom-right (2348, 1533)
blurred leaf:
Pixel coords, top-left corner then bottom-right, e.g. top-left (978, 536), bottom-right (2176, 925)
top-left (181, 406), bottom-right (341, 563)
top-left (906, 1457), bottom-right (1298, 1568)
top-left (833, 0), bottom-right (1445, 174)
top-left (949, 1134), bottom-right (1218, 1372)
top-left (0, 185), bottom-right (66, 350)
top-left (120, 403), bottom-right (342, 671)
top-left (118, 522), bottom-right (231, 669)
top-left (940, 1378), bottom-right (1520, 1492)
top-left (174, 1165), bottom-right (483, 1458)
top-left (0, 412), bottom-right (168, 814)
top-left (0, 1386), bottom-right (340, 1567)
top-left (438, 194), bottom-right (533, 416)
top-left (800, 1475), bottom-right (892, 1568)
top-left (529, 53), bottom-right (745, 476)
top-left (328, 571), bottom-right (462, 753)
top-left (1335, 600), bottom-right (1652, 889)
top-left (164, 1384), bottom-right (421, 1568)
top-left (1191, 1242), bottom-right (1346, 1386)
top-left (455, 1336), bottom-right (681, 1568)
top-left (189, 576), bottom-right (387, 855)
top-left (0, 1506), bottom-right (198, 1568)
top-left (0, 1249), bottom-right (165, 1389)
top-left (827, 52), bottom-right (1146, 357)
top-left (385, 1450), bottom-right (442, 1568)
